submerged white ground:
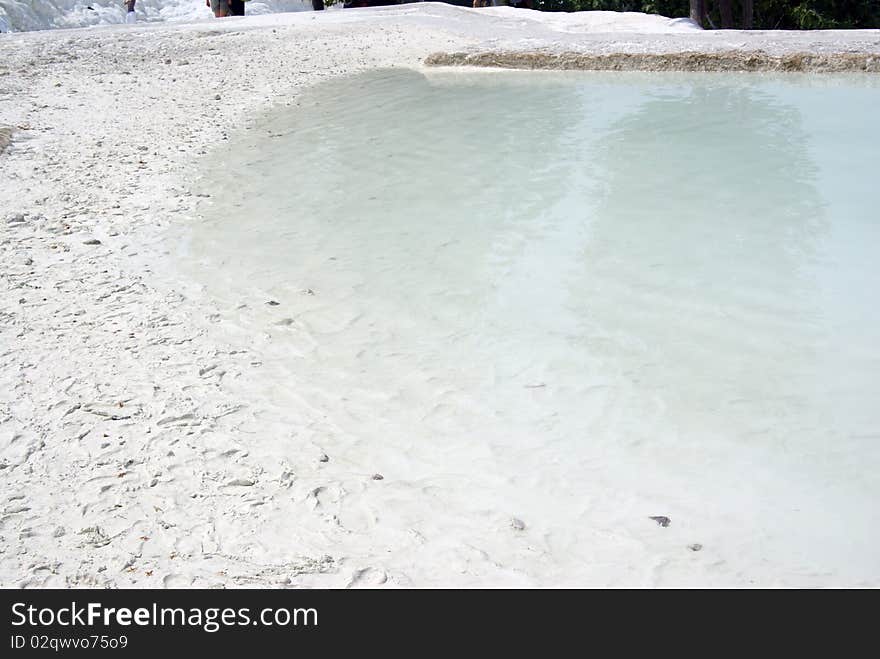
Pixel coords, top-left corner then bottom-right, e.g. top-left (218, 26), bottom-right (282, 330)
top-left (1, 5), bottom-right (879, 587)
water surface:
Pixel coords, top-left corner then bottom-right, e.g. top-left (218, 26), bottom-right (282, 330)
top-left (184, 70), bottom-right (880, 585)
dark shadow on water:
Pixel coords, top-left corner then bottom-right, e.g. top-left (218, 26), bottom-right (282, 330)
top-left (568, 79), bottom-right (830, 438)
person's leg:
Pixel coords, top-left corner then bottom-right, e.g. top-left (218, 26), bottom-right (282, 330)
top-left (229, 0), bottom-right (245, 16)
top-left (124, 0), bottom-right (136, 23)
top-left (210, 0), bottom-right (231, 17)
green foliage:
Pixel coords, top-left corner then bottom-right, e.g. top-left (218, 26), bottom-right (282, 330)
top-left (527, 0), bottom-right (880, 29)
top-left (756, 1), bottom-right (880, 29)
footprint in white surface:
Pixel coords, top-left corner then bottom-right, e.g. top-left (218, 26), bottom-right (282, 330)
top-left (162, 573), bottom-right (192, 588)
top-left (308, 482), bottom-right (346, 511)
top-left (346, 567), bottom-right (387, 588)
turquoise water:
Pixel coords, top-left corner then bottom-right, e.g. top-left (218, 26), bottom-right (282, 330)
top-left (186, 70), bottom-right (880, 585)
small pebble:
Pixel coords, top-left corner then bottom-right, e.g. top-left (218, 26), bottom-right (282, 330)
top-left (266, 300), bottom-right (280, 306)
top-left (371, 473), bottom-right (384, 481)
top-left (510, 517), bottom-right (526, 531)
top-left (319, 454), bottom-right (329, 463)
top-left (83, 238), bottom-right (101, 245)
top-left (214, 94), bottom-right (221, 101)
top-left (649, 516), bottom-right (671, 527)
top-left (688, 543), bottom-right (703, 552)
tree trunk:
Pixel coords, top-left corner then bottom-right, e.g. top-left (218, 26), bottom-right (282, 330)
top-left (719, 0), bottom-right (734, 28)
top-left (689, 0), bottom-right (705, 27)
top-left (741, 0), bottom-right (754, 29)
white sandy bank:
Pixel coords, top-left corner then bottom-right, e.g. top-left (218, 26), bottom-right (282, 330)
top-left (1, 5), bottom-right (879, 588)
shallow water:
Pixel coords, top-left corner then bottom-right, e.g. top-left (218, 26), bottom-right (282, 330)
top-left (184, 70), bottom-right (880, 585)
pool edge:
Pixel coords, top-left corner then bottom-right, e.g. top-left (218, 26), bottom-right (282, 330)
top-left (424, 50), bottom-right (880, 73)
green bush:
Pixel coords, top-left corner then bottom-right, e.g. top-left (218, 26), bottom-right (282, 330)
top-left (527, 0), bottom-right (880, 29)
